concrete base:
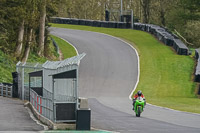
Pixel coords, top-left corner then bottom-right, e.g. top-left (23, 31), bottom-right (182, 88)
top-left (24, 102), bottom-right (76, 130)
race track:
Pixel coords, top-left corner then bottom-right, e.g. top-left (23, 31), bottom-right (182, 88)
top-left (50, 27), bottom-right (200, 133)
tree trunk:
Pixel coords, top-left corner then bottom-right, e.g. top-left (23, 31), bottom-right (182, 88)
top-left (141, 0), bottom-right (150, 23)
top-left (38, 0), bottom-right (46, 57)
top-left (22, 28), bottom-right (33, 63)
top-left (15, 19), bottom-right (25, 57)
top-left (160, 0), bottom-right (166, 26)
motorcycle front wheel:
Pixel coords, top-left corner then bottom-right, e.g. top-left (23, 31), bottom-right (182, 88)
top-left (136, 106), bottom-right (141, 117)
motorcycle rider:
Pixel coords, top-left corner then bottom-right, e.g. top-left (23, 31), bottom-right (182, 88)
top-left (132, 90), bottom-right (146, 110)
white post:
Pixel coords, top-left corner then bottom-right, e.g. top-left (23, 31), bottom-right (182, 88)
top-left (120, 0), bottom-right (123, 22)
top-left (0, 84), bottom-right (2, 96)
top-left (22, 67), bottom-right (24, 100)
top-left (22, 62), bottom-right (26, 100)
top-left (131, 9), bottom-right (134, 29)
top-left (6, 85), bottom-right (8, 97)
top-left (11, 86), bottom-right (13, 97)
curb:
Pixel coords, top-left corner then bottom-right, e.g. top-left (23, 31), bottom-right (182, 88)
top-left (24, 102), bottom-right (76, 130)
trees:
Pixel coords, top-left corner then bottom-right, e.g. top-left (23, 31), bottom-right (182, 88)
top-left (0, 0), bottom-right (200, 55)
top-left (0, 0), bottom-right (61, 62)
top-left (38, 0), bottom-right (46, 57)
top-left (140, 0), bottom-right (151, 23)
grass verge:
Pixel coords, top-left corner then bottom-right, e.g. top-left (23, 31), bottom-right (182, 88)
top-left (50, 23), bottom-right (200, 113)
top-left (50, 35), bottom-right (77, 59)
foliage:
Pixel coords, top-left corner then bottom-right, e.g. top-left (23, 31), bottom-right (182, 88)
top-left (0, 0), bottom-right (62, 60)
top-left (54, 0), bottom-right (200, 48)
top-left (184, 21), bottom-right (200, 47)
top-left (0, 50), bottom-right (15, 83)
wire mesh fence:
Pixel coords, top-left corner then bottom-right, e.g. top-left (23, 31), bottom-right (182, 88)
top-left (16, 62), bottom-right (43, 100)
top-left (16, 53), bottom-right (85, 122)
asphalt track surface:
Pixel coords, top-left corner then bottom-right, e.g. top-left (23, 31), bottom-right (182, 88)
top-left (50, 27), bottom-right (200, 133)
top-left (0, 97), bottom-right (43, 131)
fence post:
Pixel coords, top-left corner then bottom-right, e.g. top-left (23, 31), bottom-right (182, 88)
top-left (22, 67), bottom-right (24, 100)
top-left (0, 84), bottom-right (2, 96)
top-left (0, 84), bottom-right (3, 96)
top-left (6, 85), bottom-right (8, 97)
top-left (40, 97), bottom-right (42, 114)
top-left (10, 86), bottom-right (13, 97)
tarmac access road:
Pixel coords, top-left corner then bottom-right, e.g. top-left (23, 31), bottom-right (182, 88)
top-left (0, 96), bottom-right (43, 131)
top-left (50, 27), bottom-right (200, 133)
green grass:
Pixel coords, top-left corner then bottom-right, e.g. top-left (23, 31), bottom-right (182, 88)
top-left (50, 35), bottom-right (77, 59)
top-left (50, 23), bottom-right (200, 113)
top-left (0, 50), bottom-right (15, 83)
top-left (27, 52), bottom-right (48, 63)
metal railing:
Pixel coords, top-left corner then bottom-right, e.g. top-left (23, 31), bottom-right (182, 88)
top-left (0, 83), bottom-right (12, 97)
top-left (51, 37), bottom-right (60, 54)
top-left (30, 88), bottom-right (54, 121)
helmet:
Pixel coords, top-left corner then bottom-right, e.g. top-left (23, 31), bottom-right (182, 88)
top-left (137, 90), bottom-right (142, 96)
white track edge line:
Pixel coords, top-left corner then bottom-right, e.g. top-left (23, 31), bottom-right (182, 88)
top-left (53, 28), bottom-right (140, 100)
top-left (99, 31), bottom-right (200, 116)
top-left (56, 28), bottom-right (200, 116)
top-left (52, 35), bottom-right (79, 55)
top-left (52, 27), bottom-right (200, 118)
top-left (97, 33), bottom-right (140, 100)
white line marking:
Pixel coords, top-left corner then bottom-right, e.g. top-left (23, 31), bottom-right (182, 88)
top-left (97, 33), bottom-right (140, 100)
top-left (52, 28), bottom-right (140, 100)
top-left (52, 27), bottom-right (200, 119)
top-left (51, 35), bottom-right (79, 55)
top-left (51, 28), bottom-right (138, 133)
top-left (147, 103), bottom-right (200, 115)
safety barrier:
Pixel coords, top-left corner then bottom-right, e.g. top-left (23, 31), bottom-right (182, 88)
top-left (133, 23), bottom-right (189, 55)
top-left (0, 83), bottom-right (13, 97)
top-left (30, 88), bottom-right (54, 121)
top-left (51, 37), bottom-right (60, 55)
top-left (50, 17), bottom-right (128, 29)
top-left (50, 17), bottom-right (189, 55)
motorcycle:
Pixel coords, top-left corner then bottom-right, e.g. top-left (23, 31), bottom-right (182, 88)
top-left (134, 96), bottom-right (145, 117)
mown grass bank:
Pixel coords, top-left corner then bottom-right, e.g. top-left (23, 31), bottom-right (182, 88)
top-left (50, 35), bottom-right (77, 59)
top-left (50, 23), bottom-right (200, 113)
